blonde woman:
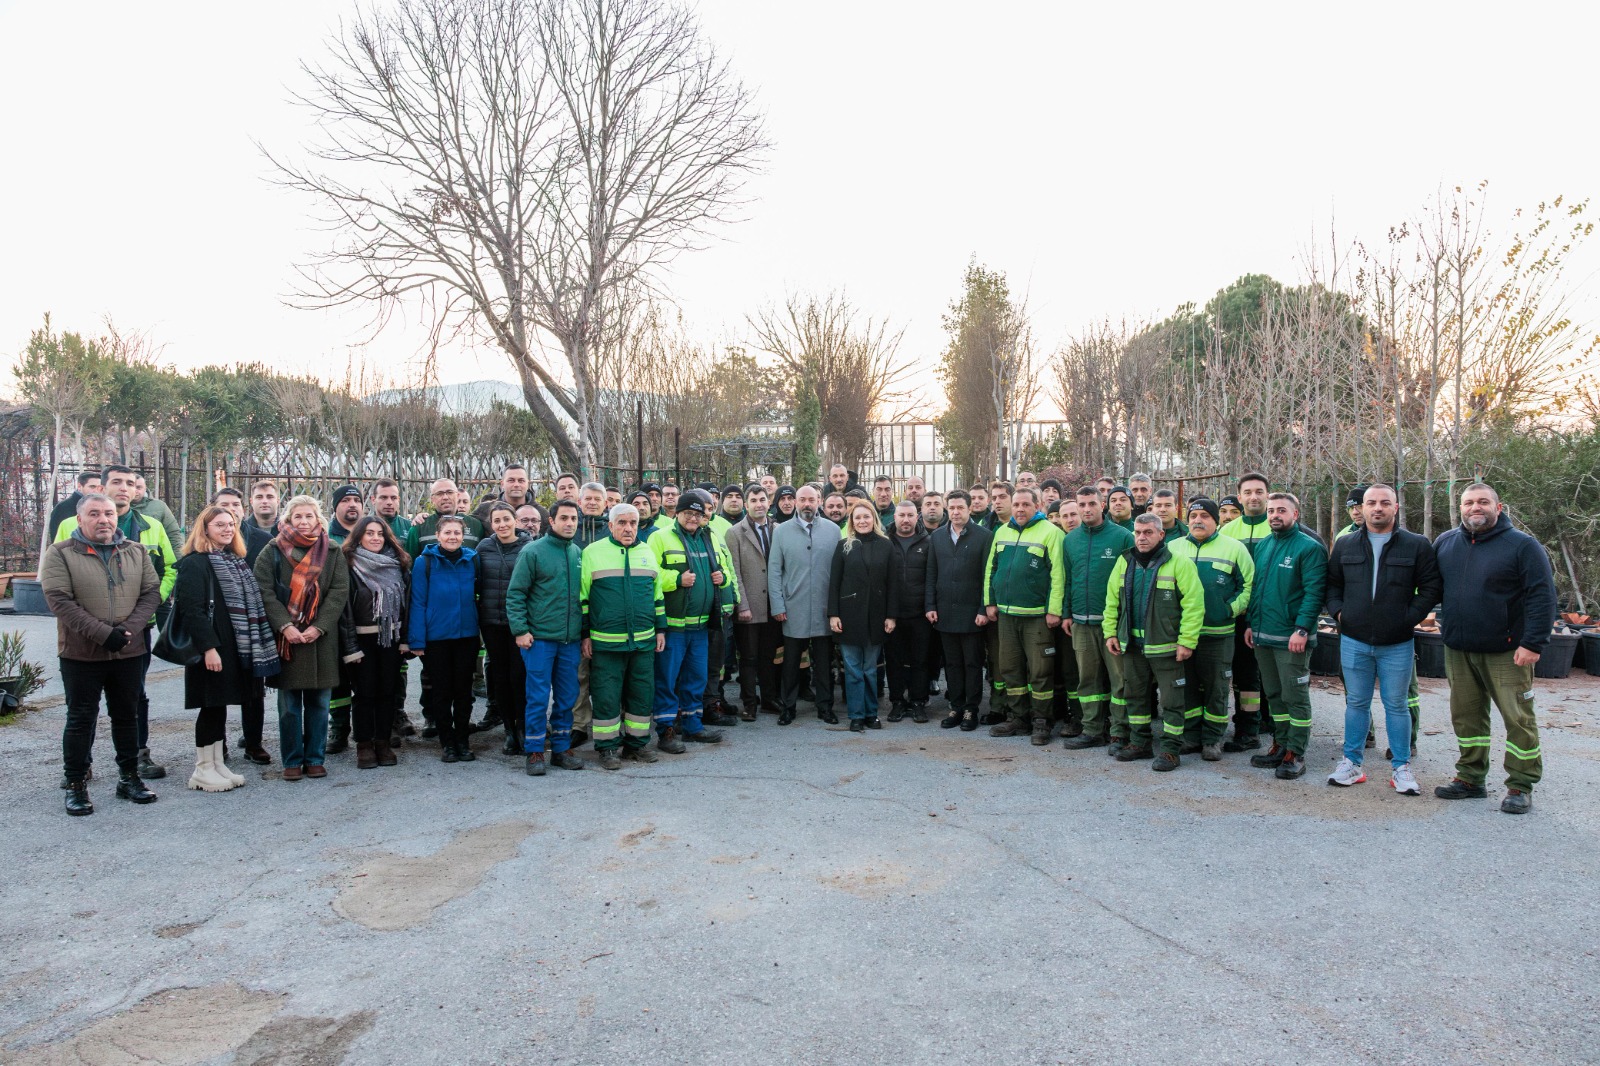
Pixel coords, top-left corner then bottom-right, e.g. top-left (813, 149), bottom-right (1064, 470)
top-left (174, 505), bottom-right (281, 792)
top-left (827, 501), bottom-right (900, 731)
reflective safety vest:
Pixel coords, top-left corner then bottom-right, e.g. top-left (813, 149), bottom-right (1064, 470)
top-left (983, 512), bottom-right (1066, 617)
top-left (1103, 545), bottom-right (1204, 657)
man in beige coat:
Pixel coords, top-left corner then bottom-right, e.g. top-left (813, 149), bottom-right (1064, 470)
top-left (727, 483), bottom-right (783, 721)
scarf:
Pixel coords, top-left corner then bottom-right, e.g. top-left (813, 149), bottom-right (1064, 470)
top-left (207, 550), bottom-right (281, 678)
top-left (349, 546), bottom-right (406, 648)
top-left (273, 526), bottom-right (328, 660)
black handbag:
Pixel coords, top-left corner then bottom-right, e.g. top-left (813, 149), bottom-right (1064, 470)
top-left (153, 568), bottom-right (213, 666)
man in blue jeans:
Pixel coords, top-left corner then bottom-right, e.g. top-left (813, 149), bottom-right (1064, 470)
top-left (649, 491), bottom-right (733, 753)
top-left (1323, 484), bottom-right (1442, 794)
top-left (507, 500), bottom-right (587, 775)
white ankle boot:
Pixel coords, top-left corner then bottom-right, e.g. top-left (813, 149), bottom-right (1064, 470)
top-left (212, 741), bottom-right (246, 787)
top-left (188, 745), bottom-right (236, 792)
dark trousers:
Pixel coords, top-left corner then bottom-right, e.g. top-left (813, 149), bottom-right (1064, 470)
top-left (1232, 620), bottom-right (1265, 738)
top-left (782, 634), bottom-right (834, 716)
top-left (61, 657), bottom-right (143, 780)
top-left (195, 706), bottom-right (227, 747)
top-left (886, 615), bottom-right (932, 706)
top-left (1052, 624), bottom-right (1082, 731)
top-left (242, 679), bottom-right (265, 746)
top-left (939, 630), bottom-right (985, 712)
top-left (352, 635), bottom-right (403, 743)
top-left (925, 630), bottom-right (945, 692)
top-left (706, 617), bottom-right (727, 706)
top-left (481, 624), bottom-right (527, 736)
top-left (736, 619), bottom-right (784, 710)
top-left (422, 637), bottom-right (478, 746)
top-left (137, 630), bottom-right (153, 748)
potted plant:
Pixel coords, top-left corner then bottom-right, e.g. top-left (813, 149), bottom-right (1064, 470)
top-left (0, 631), bottom-right (47, 711)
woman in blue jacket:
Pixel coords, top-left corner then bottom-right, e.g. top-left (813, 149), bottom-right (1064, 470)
top-left (409, 516), bottom-right (480, 762)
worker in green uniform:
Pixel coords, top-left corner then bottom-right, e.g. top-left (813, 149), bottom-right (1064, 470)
top-left (580, 503), bottom-right (667, 770)
top-left (982, 487), bottom-right (1066, 745)
top-left (1061, 486), bottom-right (1137, 753)
top-left (1168, 498), bottom-right (1254, 760)
top-left (1219, 471), bottom-right (1274, 750)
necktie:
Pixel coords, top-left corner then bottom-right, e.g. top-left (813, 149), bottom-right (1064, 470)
top-left (758, 523), bottom-right (769, 558)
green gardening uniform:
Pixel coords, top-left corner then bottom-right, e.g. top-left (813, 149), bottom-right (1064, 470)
top-left (1246, 526), bottom-right (1326, 757)
top-left (581, 535), bottom-right (667, 751)
top-left (1169, 532), bottom-right (1254, 747)
top-left (1161, 520), bottom-right (1189, 544)
top-left (983, 512), bottom-right (1066, 729)
top-left (1103, 545), bottom-right (1205, 754)
top-left (405, 511), bottom-right (484, 557)
top-left (1219, 511), bottom-right (1273, 738)
top-left (1062, 519), bottom-right (1136, 739)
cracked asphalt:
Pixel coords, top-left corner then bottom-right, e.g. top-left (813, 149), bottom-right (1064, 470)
top-left (1, 608), bottom-right (1597, 1065)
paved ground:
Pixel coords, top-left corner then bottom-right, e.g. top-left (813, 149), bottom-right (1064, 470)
top-left (1, 608), bottom-right (1598, 1064)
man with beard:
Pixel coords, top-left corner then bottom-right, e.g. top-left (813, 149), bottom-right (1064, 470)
top-left (1244, 493), bottom-right (1326, 780)
top-left (768, 485), bottom-right (842, 725)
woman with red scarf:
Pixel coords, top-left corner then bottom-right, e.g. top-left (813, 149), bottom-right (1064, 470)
top-left (254, 495), bottom-right (350, 780)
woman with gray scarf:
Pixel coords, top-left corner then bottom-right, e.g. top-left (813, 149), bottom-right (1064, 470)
top-left (341, 517), bottom-right (411, 768)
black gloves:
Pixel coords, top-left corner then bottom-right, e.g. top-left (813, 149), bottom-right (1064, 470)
top-left (103, 628), bottom-right (131, 652)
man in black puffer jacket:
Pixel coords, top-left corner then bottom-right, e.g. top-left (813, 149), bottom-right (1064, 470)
top-left (885, 501), bottom-right (933, 721)
top-left (1431, 483), bottom-right (1557, 814)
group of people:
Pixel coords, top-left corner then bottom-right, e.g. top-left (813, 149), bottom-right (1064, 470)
top-left (41, 460), bottom-right (1556, 818)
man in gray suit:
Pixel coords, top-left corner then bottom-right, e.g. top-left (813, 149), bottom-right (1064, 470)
top-left (768, 484), bottom-right (841, 726)
top-left (728, 483), bottom-right (783, 721)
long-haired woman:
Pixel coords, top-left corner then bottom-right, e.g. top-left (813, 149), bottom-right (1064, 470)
top-left (174, 504), bottom-right (282, 792)
top-left (828, 500), bottom-right (900, 732)
top-left (255, 495), bottom-right (350, 780)
top-left (341, 516), bottom-right (411, 768)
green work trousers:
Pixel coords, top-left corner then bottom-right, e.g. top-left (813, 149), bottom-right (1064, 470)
top-left (1255, 645), bottom-right (1313, 756)
top-left (1183, 634), bottom-right (1234, 748)
top-left (1445, 648), bottom-right (1543, 792)
top-left (996, 613), bottom-right (1055, 726)
top-left (588, 648), bottom-right (654, 751)
top-left (1073, 622), bottom-right (1125, 739)
top-left (1121, 649), bottom-right (1187, 753)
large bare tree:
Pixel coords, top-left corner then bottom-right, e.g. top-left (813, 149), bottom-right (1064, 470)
top-left (272, 0), bottom-right (768, 472)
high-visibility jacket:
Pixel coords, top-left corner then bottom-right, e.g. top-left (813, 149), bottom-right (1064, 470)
top-left (1062, 520), bottom-right (1135, 624)
top-left (983, 512), bottom-right (1065, 617)
top-left (1219, 512), bottom-right (1272, 557)
top-left (1168, 532), bottom-right (1254, 637)
top-left (580, 535), bottom-right (666, 651)
top-left (1103, 545), bottom-right (1204, 657)
top-left (651, 522), bottom-right (739, 629)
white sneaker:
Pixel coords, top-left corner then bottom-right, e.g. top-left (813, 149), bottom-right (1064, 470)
top-left (1327, 758), bottom-right (1367, 787)
top-left (1391, 764), bottom-right (1421, 795)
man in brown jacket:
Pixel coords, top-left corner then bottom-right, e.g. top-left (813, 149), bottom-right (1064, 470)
top-left (41, 493), bottom-right (162, 815)
top-left (727, 483), bottom-right (783, 721)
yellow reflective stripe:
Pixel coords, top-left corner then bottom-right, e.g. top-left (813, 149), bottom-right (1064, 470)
top-left (1028, 688), bottom-right (1054, 699)
top-left (999, 605), bottom-right (1046, 616)
top-left (1110, 696), bottom-right (1127, 706)
top-left (591, 721), bottom-right (621, 735)
top-left (1457, 736), bottom-right (1492, 747)
top-left (1203, 711), bottom-right (1231, 723)
top-left (1005, 686), bottom-right (1028, 696)
top-left (1289, 717), bottom-right (1312, 727)
top-left (1183, 707), bottom-right (1203, 718)
top-left (1127, 714), bottom-right (1153, 725)
top-left (1163, 722), bottom-right (1184, 735)
top-left (1506, 742), bottom-right (1542, 760)
top-left (1078, 694), bottom-right (1108, 704)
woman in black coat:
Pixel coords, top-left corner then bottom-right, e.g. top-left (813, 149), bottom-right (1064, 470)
top-left (828, 501), bottom-right (900, 731)
top-left (475, 503), bottom-right (532, 755)
top-left (174, 504), bottom-right (282, 793)
top-left (342, 517), bottom-right (412, 769)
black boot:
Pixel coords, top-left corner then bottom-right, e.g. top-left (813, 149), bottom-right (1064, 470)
top-left (65, 779), bottom-right (93, 816)
top-left (136, 747), bottom-right (166, 780)
top-left (116, 772), bottom-right (157, 804)
top-left (327, 711), bottom-right (351, 755)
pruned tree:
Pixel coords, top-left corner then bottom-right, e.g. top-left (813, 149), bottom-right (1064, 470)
top-left (936, 260), bottom-right (1040, 483)
top-left (272, 0), bottom-right (768, 473)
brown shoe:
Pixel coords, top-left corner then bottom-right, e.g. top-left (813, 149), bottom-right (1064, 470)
top-left (988, 719), bottom-right (1029, 738)
top-left (282, 766), bottom-right (304, 781)
top-left (374, 740), bottom-right (398, 766)
top-left (739, 706), bottom-right (758, 722)
top-left (356, 742), bottom-right (377, 769)
top-left (304, 764), bottom-right (328, 778)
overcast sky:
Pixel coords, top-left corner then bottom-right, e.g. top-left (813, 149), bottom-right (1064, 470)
top-left (3, 0), bottom-right (1596, 415)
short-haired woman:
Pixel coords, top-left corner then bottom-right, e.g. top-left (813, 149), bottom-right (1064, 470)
top-left (174, 504), bottom-right (282, 792)
top-left (255, 495), bottom-right (350, 780)
top-left (410, 515), bottom-right (480, 762)
top-left (342, 516), bottom-right (411, 768)
top-left (828, 500), bottom-right (900, 732)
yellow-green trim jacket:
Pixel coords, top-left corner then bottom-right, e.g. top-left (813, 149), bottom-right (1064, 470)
top-left (983, 512), bottom-right (1066, 617)
top-left (580, 535), bottom-right (666, 651)
top-left (1103, 544), bottom-right (1204, 656)
top-left (1167, 532), bottom-right (1254, 637)
top-left (651, 521), bottom-right (739, 629)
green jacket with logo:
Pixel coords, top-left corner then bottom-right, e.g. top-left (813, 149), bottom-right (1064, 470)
top-left (1219, 512), bottom-right (1273, 557)
top-left (1062, 520), bottom-right (1136, 624)
top-left (506, 530), bottom-right (584, 642)
top-left (983, 512), bottom-right (1066, 617)
top-left (1168, 532), bottom-right (1254, 637)
top-left (580, 535), bottom-right (666, 651)
top-left (1246, 526), bottom-right (1326, 649)
top-left (405, 511), bottom-right (484, 557)
top-left (1103, 545), bottom-right (1204, 656)
top-left (651, 522), bottom-right (739, 628)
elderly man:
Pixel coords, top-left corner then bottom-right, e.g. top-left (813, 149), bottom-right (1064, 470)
top-left (650, 491), bottom-right (734, 750)
top-left (581, 503), bottom-right (667, 770)
top-left (43, 493), bottom-right (162, 815)
top-left (1128, 473), bottom-right (1154, 516)
top-left (576, 482), bottom-right (610, 548)
top-left (768, 484), bottom-right (842, 725)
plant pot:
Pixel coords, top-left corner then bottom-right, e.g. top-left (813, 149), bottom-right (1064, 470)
top-left (1310, 632), bottom-right (1341, 676)
top-left (10, 579), bottom-right (50, 616)
top-left (1535, 631), bottom-right (1579, 679)
top-left (1574, 632), bottom-right (1588, 671)
top-left (1414, 631), bottom-right (1446, 678)
top-left (0, 676), bottom-right (21, 713)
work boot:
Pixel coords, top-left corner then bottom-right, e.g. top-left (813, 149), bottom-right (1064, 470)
top-left (1180, 739), bottom-right (1202, 755)
top-left (621, 746), bottom-right (659, 763)
top-left (703, 704), bottom-right (740, 728)
top-left (1063, 732), bottom-right (1107, 750)
top-left (1201, 743), bottom-right (1222, 762)
top-left (684, 728), bottom-right (723, 744)
top-left (1500, 790), bottom-right (1532, 814)
top-left (551, 751), bottom-right (585, 770)
top-left (64, 779), bottom-right (93, 816)
top-left (525, 753), bottom-right (546, 776)
top-left (356, 742), bottom-right (378, 770)
top-left (374, 739), bottom-right (398, 766)
top-left (1250, 744), bottom-right (1287, 768)
top-left (421, 721), bottom-right (439, 739)
top-left (502, 734), bottom-right (521, 756)
top-left (818, 709), bottom-right (839, 725)
top-left (1275, 753), bottom-right (1307, 779)
top-left (1152, 752), bottom-right (1180, 772)
top-left (1434, 778), bottom-right (1488, 800)
top-left (1222, 733), bottom-right (1260, 753)
top-left (989, 719), bottom-right (1029, 738)
top-left (136, 747), bottom-right (166, 779)
top-left (598, 748), bottom-right (623, 770)
top-left (1106, 738), bottom-right (1127, 759)
top-left (1030, 718), bottom-right (1051, 746)
top-left (116, 772), bottom-right (157, 804)
top-left (1114, 743), bottom-right (1153, 762)
top-left (739, 705), bottom-right (759, 723)
top-left (960, 708), bottom-right (980, 732)
top-left (60, 767), bottom-right (93, 789)
top-left (326, 715), bottom-right (351, 755)
top-left (888, 701), bottom-right (907, 723)
top-left (983, 710), bottom-right (1006, 726)
top-left (471, 713), bottom-right (499, 734)
top-left (911, 703), bottom-right (929, 724)
top-left (657, 729), bottom-right (687, 755)
top-left (395, 710), bottom-right (418, 737)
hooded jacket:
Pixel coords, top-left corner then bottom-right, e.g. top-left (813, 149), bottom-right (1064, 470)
top-left (408, 544), bottom-right (479, 649)
top-left (40, 532), bottom-right (161, 661)
top-left (1433, 512), bottom-right (1556, 655)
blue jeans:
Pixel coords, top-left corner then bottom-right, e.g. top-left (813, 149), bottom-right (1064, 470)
top-left (841, 644), bottom-right (882, 721)
top-left (277, 688), bottom-right (331, 769)
top-left (522, 640), bottom-right (581, 754)
top-left (1341, 636), bottom-right (1414, 767)
top-left (654, 628), bottom-right (709, 735)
